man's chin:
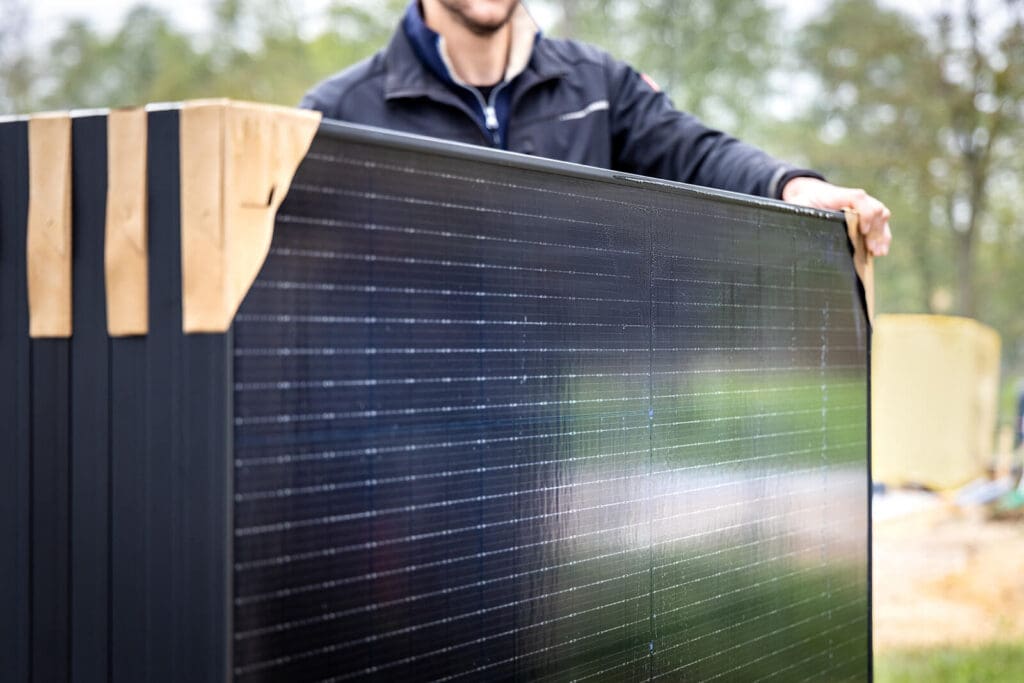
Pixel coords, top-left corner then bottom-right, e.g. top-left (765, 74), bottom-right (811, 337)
top-left (460, 19), bottom-right (508, 36)
top-left (449, 2), bottom-right (518, 36)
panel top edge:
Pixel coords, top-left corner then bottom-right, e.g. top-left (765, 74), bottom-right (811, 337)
top-left (315, 118), bottom-right (843, 223)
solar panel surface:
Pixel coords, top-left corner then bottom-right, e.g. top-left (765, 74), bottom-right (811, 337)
top-left (233, 124), bottom-right (870, 682)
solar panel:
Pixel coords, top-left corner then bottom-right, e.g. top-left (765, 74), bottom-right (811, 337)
top-left (0, 109), bottom-right (870, 682)
top-left (0, 116), bottom-right (32, 683)
top-left (231, 122), bottom-right (871, 681)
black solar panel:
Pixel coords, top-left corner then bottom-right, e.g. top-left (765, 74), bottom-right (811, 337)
top-left (230, 123), bottom-right (870, 681)
top-left (0, 117), bottom-right (32, 683)
top-left (0, 111), bottom-right (870, 683)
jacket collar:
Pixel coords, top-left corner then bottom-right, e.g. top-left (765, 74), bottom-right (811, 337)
top-left (384, 1), bottom-right (568, 101)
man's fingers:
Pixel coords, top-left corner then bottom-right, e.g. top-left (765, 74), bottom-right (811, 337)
top-left (781, 179), bottom-right (892, 257)
top-left (854, 194), bottom-right (883, 232)
top-left (851, 193), bottom-right (892, 256)
top-left (841, 188), bottom-right (869, 221)
top-left (873, 220), bottom-right (892, 256)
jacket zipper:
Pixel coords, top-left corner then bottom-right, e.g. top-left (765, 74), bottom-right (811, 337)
top-left (465, 81), bottom-right (507, 148)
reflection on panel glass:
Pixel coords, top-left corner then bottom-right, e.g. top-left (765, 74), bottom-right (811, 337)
top-left (231, 128), bottom-right (870, 682)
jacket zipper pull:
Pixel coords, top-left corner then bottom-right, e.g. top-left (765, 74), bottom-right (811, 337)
top-left (484, 106), bottom-right (501, 147)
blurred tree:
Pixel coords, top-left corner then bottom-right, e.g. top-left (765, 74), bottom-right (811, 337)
top-left (0, 0), bottom-right (34, 113)
top-left (4, 0), bottom-right (407, 112)
top-left (791, 0), bottom-right (951, 314)
top-left (549, 0), bottom-right (783, 142)
top-left (933, 0), bottom-right (1024, 320)
top-left (39, 6), bottom-right (212, 109)
top-left (201, 0), bottom-right (405, 105)
top-left (794, 0), bottom-right (1024, 371)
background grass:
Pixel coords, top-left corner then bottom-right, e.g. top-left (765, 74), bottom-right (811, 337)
top-left (876, 641), bottom-right (1024, 683)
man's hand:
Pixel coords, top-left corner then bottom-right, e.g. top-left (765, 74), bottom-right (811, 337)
top-left (781, 176), bottom-right (892, 257)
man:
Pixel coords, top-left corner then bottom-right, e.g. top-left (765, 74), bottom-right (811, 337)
top-left (301, 0), bottom-right (892, 256)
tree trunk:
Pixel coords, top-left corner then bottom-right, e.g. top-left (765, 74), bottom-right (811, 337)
top-left (955, 229), bottom-right (976, 318)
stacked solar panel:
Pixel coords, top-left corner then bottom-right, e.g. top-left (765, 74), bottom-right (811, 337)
top-left (0, 105), bottom-right (871, 683)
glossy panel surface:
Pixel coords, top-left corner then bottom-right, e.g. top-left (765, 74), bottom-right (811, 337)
top-left (232, 127), bottom-right (870, 681)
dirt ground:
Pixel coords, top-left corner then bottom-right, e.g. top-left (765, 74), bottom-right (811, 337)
top-left (873, 494), bottom-right (1024, 651)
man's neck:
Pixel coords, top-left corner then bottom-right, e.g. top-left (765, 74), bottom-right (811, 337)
top-left (421, 1), bottom-right (512, 86)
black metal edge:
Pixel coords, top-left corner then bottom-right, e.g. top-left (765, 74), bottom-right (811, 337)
top-left (222, 333), bottom-right (235, 683)
top-left (108, 340), bottom-right (147, 680)
top-left (69, 113), bottom-right (112, 683)
top-left (112, 108), bottom-right (234, 683)
top-left (866, 322), bottom-right (874, 682)
top-left (0, 118), bottom-right (32, 683)
top-left (312, 117), bottom-right (843, 224)
top-left (181, 330), bottom-right (234, 683)
top-left (144, 107), bottom-right (180, 683)
top-left (109, 108), bottom-right (170, 683)
top-left (29, 350), bottom-right (71, 681)
top-left (152, 106), bottom-right (234, 683)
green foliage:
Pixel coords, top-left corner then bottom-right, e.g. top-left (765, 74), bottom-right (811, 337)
top-left (790, 0), bottom-right (1024, 379)
top-left (550, 0), bottom-right (783, 141)
top-left (876, 640), bottom-right (1024, 682)
top-left (787, 1), bottom-right (949, 314)
top-left (39, 8), bottom-right (212, 109)
top-left (0, 0), bottom-right (33, 113)
top-left (4, 0), bottom-right (406, 111)
top-left (200, 0), bottom-right (405, 105)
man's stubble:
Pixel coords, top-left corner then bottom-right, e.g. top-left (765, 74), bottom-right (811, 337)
top-left (433, 0), bottom-right (520, 36)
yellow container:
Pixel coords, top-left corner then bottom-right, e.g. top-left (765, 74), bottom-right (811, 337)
top-left (872, 314), bottom-right (1001, 489)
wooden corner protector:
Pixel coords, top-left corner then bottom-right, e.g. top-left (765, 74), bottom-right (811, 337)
top-left (843, 208), bottom-right (875, 325)
top-left (27, 112), bottom-right (73, 338)
top-left (105, 107), bottom-right (149, 337)
top-left (179, 99), bottom-right (321, 334)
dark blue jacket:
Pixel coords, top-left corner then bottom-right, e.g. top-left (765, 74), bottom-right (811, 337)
top-left (300, 3), bottom-right (819, 199)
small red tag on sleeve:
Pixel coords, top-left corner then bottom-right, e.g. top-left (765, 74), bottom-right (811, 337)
top-left (641, 73), bottom-right (661, 92)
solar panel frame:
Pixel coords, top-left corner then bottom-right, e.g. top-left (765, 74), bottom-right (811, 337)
top-left (69, 112), bottom-right (113, 682)
top-left (0, 116), bottom-right (32, 683)
top-left (29, 249), bottom-right (72, 683)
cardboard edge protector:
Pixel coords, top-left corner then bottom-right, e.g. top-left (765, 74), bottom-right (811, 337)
top-left (180, 100), bottom-right (321, 334)
top-left (27, 112), bottom-right (73, 338)
top-left (844, 208), bottom-right (875, 326)
top-left (105, 107), bottom-right (149, 337)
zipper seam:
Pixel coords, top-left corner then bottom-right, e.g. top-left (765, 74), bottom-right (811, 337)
top-left (461, 81), bottom-right (508, 148)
